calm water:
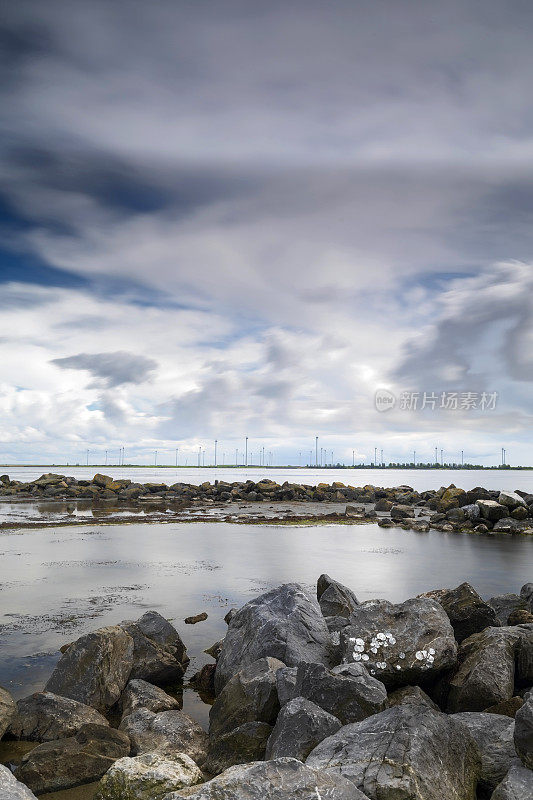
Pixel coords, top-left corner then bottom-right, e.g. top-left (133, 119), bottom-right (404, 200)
top-left (1, 520), bottom-right (532, 728)
top-left (2, 466), bottom-right (533, 493)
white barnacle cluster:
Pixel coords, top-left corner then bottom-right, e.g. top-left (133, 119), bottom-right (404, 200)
top-left (330, 630), bottom-right (340, 646)
top-left (414, 647), bottom-right (436, 668)
top-left (348, 631), bottom-right (396, 670)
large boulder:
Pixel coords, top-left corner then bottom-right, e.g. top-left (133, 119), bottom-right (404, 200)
top-left (447, 627), bottom-right (521, 712)
top-left (317, 574), bottom-right (359, 618)
top-left (214, 584), bottom-right (330, 693)
top-left (339, 597), bottom-right (457, 688)
top-left (45, 625), bottom-right (134, 712)
top-left (491, 762), bottom-right (533, 799)
top-left (209, 657), bottom-right (283, 739)
top-left (120, 679), bottom-right (181, 720)
top-left (95, 753), bottom-right (202, 800)
top-left (476, 500), bottom-right (508, 522)
top-left (420, 582), bottom-right (498, 642)
top-left (499, 491), bottom-right (527, 510)
top-left (8, 691), bottom-right (109, 741)
top-left (0, 764), bottom-right (38, 800)
top-left (277, 661), bottom-right (386, 724)
top-left (451, 712), bottom-right (517, 792)
top-left (307, 705), bottom-right (480, 800)
top-left (167, 757), bottom-right (366, 799)
top-left (204, 721), bottom-right (273, 775)
top-left (514, 693), bottom-right (533, 768)
top-left (0, 686), bottom-right (16, 739)
top-left (14, 723), bottom-right (130, 794)
top-left (265, 697), bottom-right (341, 761)
top-left (120, 611), bottom-right (188, 685)
top-left (120, 708), bottom-right (208, 764)
top-left (438, 487), bottom-right (467, 511)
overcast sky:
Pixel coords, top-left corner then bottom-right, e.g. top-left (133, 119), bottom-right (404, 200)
top-left (1, 0), bottom-right (532, 466)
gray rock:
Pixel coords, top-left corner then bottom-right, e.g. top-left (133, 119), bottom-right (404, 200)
top-left (120, 708), bottom-right (208, 764)
top-left (204, 721), bottom-right (273, 775)
top-left (120, 679), bottom-right (181, 720)
top-left (499, 491), bottom-right (527, 510)
top-left (45, 625), bottom-right (134, 712)
top-left (390, 504), bottom-right (415, 520)
top-left (265, 697), bottom-right (341, 761)
top-left (516, 623), bottom-right (533, 682)
top-left (477, 499), bottom-right (508, 522)
top-left (452, 712), bottom-right (517, 792)
top-left (276, 666), bottom-right (298, 706)
top-left (447, 627), bottom-right (521, 712)
top-left (0, 686), bottom-right (16, 740)
top-left (209, 657), bottom-right (283, 740)
top-left (491, 761), bottom-right (533, 800)
top-left (278, 661), bottom-right (386, 724)
top-left (307, 705), bottom-right (480, 800)
top-left (514, 693), bottom-right (533, 768)
top-left (214, 584), bottom-right (330, 693)
top-left (462, 503), bottom-right (481, 522)
top-left (14, 723), bottom-right (130, 794)
top-left (489, 594), bottom-right (528, 625)
top-left (135, 611), bottom-right (188, 664)
top-left (168, 757), bottom-right (366, 799)
top-left (520, 583), bottom-right (533, 607)
top-left (8, 691), bottom-right (109, 741)
top-left (340, 597), bottom-right (457, 688)
top-left (0, 765), bottom-right (38, 800)
top-left (95, 752), bottom-right (202, 800)
top-left (420, 582), bottom-right (498, 642)
top-left (317, 574), bottom-right (359, 618)
top-left (386, 685), bottom-right (439, 711)
top-left (120, 615), bottom-right (187, 685)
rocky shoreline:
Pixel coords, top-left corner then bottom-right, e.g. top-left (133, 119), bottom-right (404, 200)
top-left (1, 473), bottom-right (533, 535)
top-left (1, 577), bottom-right (533, 799)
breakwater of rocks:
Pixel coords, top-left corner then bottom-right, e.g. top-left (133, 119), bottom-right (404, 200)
top-left (1, 473), bottom-right (533, 535)
top-left (1, 577), bottom-right (532, 799)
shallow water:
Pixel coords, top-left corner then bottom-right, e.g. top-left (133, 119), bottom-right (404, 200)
top-left (3, 466), bottom-right (533, 493)
top-left (1, 519), bottom-right (533, 731)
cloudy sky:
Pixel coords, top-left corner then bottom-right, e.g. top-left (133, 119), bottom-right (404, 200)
top-left (1, 0), bottom-right (532, 466)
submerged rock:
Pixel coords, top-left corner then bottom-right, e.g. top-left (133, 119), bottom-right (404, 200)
top-left (120, 708), bottom-right (208, 764)
top-left (167, 757), bottom-right (365, 799)
top-left (120, 679), bottom-right (181, 720)
top-left (306, 705), bottom-right (480, 800)
top-left (95, 753), bottom-right (202, 800)
top-left (14, 723), bottom-right (130, 794)
top-left (45, 625), bottom-right (134, 712)
top-left (9, 691), bottom-right (109, 741)
top-left (265, 697), bottom-right (341, 761)
top-left (214, 584), bottom-right (330, 693)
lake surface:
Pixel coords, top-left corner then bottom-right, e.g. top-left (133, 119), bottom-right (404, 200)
top-left (1, 519), bottom-right (532, 729)
top-left (3, 466), bottom-right (533, 493)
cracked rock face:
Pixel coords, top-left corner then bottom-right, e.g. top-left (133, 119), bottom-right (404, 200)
top-left (451, 712), bottom-right (517, 792)
top-left (45, 626), bottom-right (134, 712)
top-left (491, 762), bottom-right (533, 800)
top-left (339, 597), bottom-right (457, 688)
top-left (119, 708), bottom-right (208, 764)
top-left (94, 752), bottom-right (202, 800)
top-left (214, 584), bottom-right (331, 694)
top-left (8, 691), bottom-right (109, 742)
top-left (0, 764), bottom-right (38, 800)
top-left (265, 697), bottom-right (342, 761)
top-left (167, 757), bottom-right (368, 799)
top-left (306, 705), bottom-right (480, 800)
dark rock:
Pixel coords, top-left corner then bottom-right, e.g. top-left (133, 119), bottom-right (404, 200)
top-left (515, 623), bottom-right (533, 683)
top-left (0, 764), bottom-right (38, 799)
top-left (14, 723), bottom-right (130, 794)
top-left (168, 757), bottom-right (365, 799)
top-left (508, 609), bottom-right (533, 625)
top-left (265, 697), bottom-right (341, 761)
top-left (491, 761), bottom-right (533, 799)
top-left (489, 593), bottom-right (528, 625)
top-left (452, 712), bottom-right (517, 792)
top-left (499, 491), bottom-right (527, 510)
top-left (185, 613), bottom-right (208, 624)
top-left (204, 721), bottom-right (273, 775)
top-left (204, 640), bottom-right (224, 660)
top-left (374, 498), bottom-right (393, 511)
top-left (0, 686), bottom-right (16, 740)
top-left (386, 685), bottom-right (439, 711)
top-left (390, 504), bottom-right (415, 520)
top-left (224, 609), bottom-right (238, 625)
top-left (420, 582), bottom-right (498, 642)
top-left (9, 691), bottom-right (109, 741)
top-left (120, 679), bottom-right (180, 720)
top-left (477, 500), bottom-right (509, 522)
top-left (486, 697), bottom-right (524, 718)
top-left (209, 657), bottom-right (283, 740)
top-left (339, 597), bottom-right (457, 688)
top-left (45, 625), bottom-right (134, 712)
top-left (520, 583), bottom-right (533, 606)
top-left (278, 661), bottom-right (386, 724)
top-left (119, 708), bottom-right (208, 764)
top-left (214, 584), bottom-right (330, 694)
top-left (447, 627), bottom-right (521, 712)
top-left (316, 574), bottom-right (359, 618)
top-left (135, 611), bottom-right (188, 665)
top-left (307, 705), bottom-right (480, 800)
top-left (190, 664), bottom-right (216, 694)
top-left (514, 693), bottom-right (533, 768)
top-left (462, 503), bottom-right (481, 522)
top-left (120, 612), bottom-right (187, 686)
top-left (276, 667), bottom-right (298, 706)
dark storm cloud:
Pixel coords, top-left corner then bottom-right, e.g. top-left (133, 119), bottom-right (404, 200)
top-left (51, 351), bottom-right (157, 387)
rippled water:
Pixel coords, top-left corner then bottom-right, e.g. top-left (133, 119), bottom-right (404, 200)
top-left (2, 466), bottom-right (533, 492)
top-left (1, 519), bottom-right (532, 730)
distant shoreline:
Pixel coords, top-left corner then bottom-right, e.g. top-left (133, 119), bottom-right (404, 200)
top-left (1, 464), bottom-right (531, 471)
